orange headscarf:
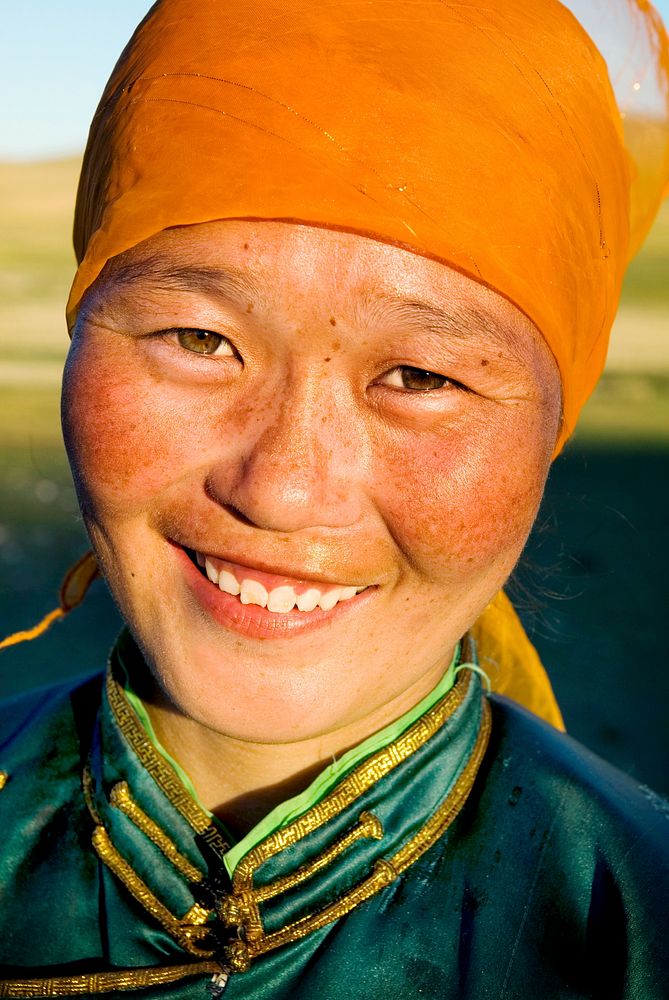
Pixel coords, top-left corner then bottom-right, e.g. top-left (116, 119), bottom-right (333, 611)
top-left (54, 0), bottom-right (669, 727)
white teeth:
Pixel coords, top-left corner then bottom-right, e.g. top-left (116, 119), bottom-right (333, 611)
top-left (267, 586), bottom-right (297, 613)
top-left (240, 579), bottom-right (268, 608)
top-left (318, 588), bottom-right (342, 611)
top-left (197, 551), bottom-right (367, 613)
top-left (218, 569), bottom-right (241, 596)
top-left (204, 558), bottom-right (219, 584)
top-left (339, 586), bottom-right (358, 601)
top-left (296, 588), bottom-right (322, 612)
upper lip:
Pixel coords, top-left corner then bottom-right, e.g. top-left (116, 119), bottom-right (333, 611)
top-left (173, 539), bottom-right (371, 590)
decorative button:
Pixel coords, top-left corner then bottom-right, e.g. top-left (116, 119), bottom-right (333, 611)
top-left (224, 939), bottom-right (251, 972)
top-left (217, 894), bottom-right (245, 927)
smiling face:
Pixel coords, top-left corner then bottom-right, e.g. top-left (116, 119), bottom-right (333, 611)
top-left (62, 221), bottom-right (561, 744)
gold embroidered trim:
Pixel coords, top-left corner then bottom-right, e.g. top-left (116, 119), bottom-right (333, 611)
top-left (105, 670), bottom-right (211, 834)
top-left (110, 781), bottom-right (204, 884)
top-left (220, 696), bottom-right (491, 971)
top-left (196, 822), bottom-right (231, 861)
top-left (253, 810), bottom-right (383, 905)
top-left (226, 860), bottom-right (395, 971)
top-left (0, 962), bottom-right (221, 997)
top-left (0, 772), bottom-right (7, 793)
top-left (216, 812), bottom-right (383, 944)
top-left (233, 670), bottom-right (472, 895)
top-left (220, 810), bottom-right (383, 942)
top-left (91, 825), bottom-right (214, 958)
top-left (390, 697), bottom-right (491, 875)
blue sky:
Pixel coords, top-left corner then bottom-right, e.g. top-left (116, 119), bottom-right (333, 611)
top-left (2, 1), bottom-right (154, 159)
top-left (3, 0), bottom-right (669, 160)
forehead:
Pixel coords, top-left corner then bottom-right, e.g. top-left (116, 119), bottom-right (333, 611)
top-left (97, 220), bottom-right (502, 304)
top-left (87, 221), bottom-right (555, 363)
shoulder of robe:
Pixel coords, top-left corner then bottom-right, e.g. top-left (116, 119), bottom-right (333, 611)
top-left (0, 671), bottom-right (104, 800)
top-left (0, 674), bottom-right (106, 968)
top-left (484, 692), bottom-right (669, 870)
top-left (465, 695), bottom-right (669, 997)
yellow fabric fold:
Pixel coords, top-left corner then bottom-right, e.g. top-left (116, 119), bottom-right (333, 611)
top-left (472, 592), bottom-right (565, 731)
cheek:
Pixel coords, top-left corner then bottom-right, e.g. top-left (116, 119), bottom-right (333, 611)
top-left (374, 409), bottom-right (553, 579)
top-left (62, 344), bottom-right (194, 517)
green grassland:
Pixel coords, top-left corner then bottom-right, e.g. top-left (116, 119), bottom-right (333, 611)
top-left (0, 158), bottom-right (668, 792)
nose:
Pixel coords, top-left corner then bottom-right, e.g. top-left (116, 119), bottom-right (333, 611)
top-left (206, 375), bottom-right (369, 533)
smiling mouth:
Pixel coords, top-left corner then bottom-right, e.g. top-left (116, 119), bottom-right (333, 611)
top-left (186, 549), bottom-right (368, 614)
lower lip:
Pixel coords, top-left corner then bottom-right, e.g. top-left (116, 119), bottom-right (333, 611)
top-left (173, 544), bottom-right (375, 640)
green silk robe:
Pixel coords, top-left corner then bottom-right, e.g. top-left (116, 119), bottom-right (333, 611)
top-left (0, 636), bottom-right (668, 998)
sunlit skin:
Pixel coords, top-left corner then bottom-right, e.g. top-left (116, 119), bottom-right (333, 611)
top-left (62, 221), bottom-right (561, 832)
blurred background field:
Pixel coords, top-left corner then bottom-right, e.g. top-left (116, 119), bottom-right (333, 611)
top-left (0, 157), bottom-right (668, 794)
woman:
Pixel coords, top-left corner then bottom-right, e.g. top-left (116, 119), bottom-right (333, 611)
top-left (0, 0), bottom-right (668, 996)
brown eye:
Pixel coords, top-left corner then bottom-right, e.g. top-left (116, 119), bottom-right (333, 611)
top-left (173, 329), bottom-right (235, 356)
top-left (380, 366), bottom-right (449, 391)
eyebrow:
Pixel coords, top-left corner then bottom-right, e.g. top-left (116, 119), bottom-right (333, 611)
top-left (363, 293), bottom-right (527, 355)
top-left (96, 254), bottom-right (260, 303)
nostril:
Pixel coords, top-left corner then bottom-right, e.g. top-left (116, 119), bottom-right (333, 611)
top-left (222, 503), bottom-right (257, 528)
top-left (204, 478), bottom-right (257, 527)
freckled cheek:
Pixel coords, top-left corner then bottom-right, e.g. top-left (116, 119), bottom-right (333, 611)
top-left (63, 355), bottom-right (204, 516)
top-left (374, 419), bottom-right (549, 578)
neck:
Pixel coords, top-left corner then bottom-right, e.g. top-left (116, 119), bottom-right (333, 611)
top-left (143, 660), bottom-right (453, 840)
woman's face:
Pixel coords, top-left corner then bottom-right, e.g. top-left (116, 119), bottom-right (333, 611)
top-left (63, 221), bottom-right (561, 743)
